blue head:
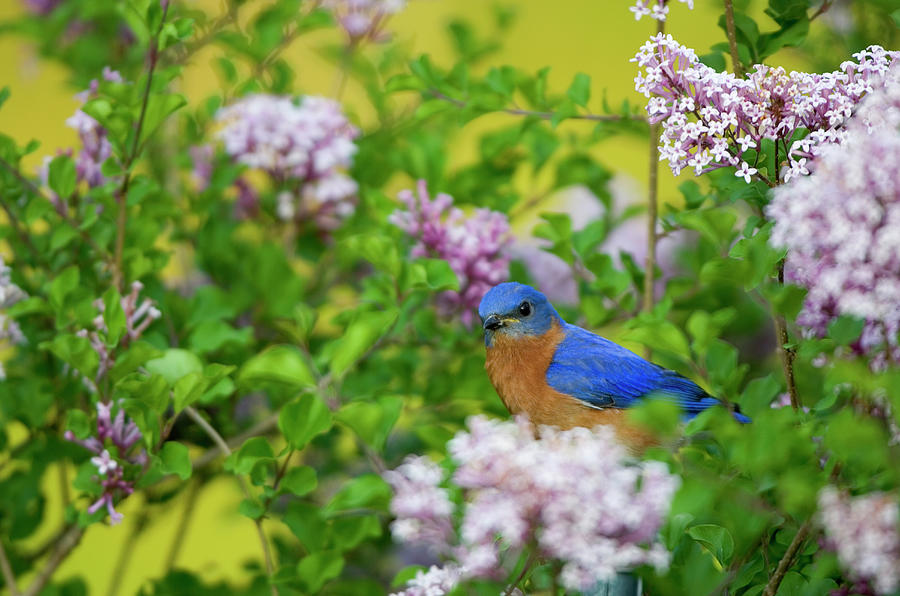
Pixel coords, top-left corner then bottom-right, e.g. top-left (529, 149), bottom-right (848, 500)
top-left (478, 282), bottom-right (562, 346)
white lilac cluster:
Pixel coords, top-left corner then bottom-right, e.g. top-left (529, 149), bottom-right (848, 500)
top-left (389, 180), bottom-right (511, 326)
top-left (65, 401), bottom-right (147, 525)
top-left (216, 94), bottom-right (359, 230)
top-left (384, 455), bottom-right (455, 552)
top-left (633, 35), bottom-right (899, 183)
top-left (77, 281), bottom-right (160, 391)
top-left (0, 258), bottom-right (27, 380)
top-left (767, 65), bottom-right (900, 366)
top-left (387, 416), bottom-right (680, 595)
top-left (819, 487), bottom-right (900, 594)
top-left (629, 0), bottom-right (693, 22)
top-left (321, 0), bottom-right (407, 43)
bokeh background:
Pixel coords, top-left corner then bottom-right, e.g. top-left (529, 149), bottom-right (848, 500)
top-left (0, 0), bottom-right (840, 593)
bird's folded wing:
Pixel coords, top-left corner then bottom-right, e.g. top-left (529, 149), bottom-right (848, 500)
top-left (545, 325), bottom-right (717, 413)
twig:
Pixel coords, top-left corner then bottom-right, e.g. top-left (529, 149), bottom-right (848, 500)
top-left (809, 0), bottom-right (833, 21)
top-left (761, 520), bottom-right (812, 596)
top-left (192, 412), bottom-right (279, 469)
top-left (0, 540), bottom-right (20, 596)
top-left (22, 525), bottom-right (84, 596)
top-left (774, 261), bottom-right (800, 410)
top-left (428, 89), bottom-right (646, 123)
top-left (106, 512), bottom-right (148, 596)
top-left (504, 550), bottom-right (538, 596)
top-left (723, 0), bottom-right (746, 78)
top-left (113, 1), bottom-right (170, 291)
top-left (184, 407), bottom-right (278, 596)
top-left (0, 156), bottom-right (106, 258)
top-left (165, 477), bottom-right (201, 571)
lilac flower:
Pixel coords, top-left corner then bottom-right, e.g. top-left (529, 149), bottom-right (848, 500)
top-left (322, 0), bottom-right (407, 43)
top-left (633, 35), bottom-right (899, 183)
top-left (23, 0), bottom-right (62, 15)
top-left (628, 0), bottom-right (692, 22)
top-left (77, 281), bottom-right (161, 390)
top-left (819, 487), bottom-right (900, 594)
top-left (383, 456), bottom-right (455, 553)
top-left (389, 180), bottom-right (511, 325)
top-left (0, 258), bottom-right (27, 381)
top-left (390, 564), bottom-right (462, 596)
top-left (65, 401), bottom-right (147, 525)
top-left (216, 94), bottom-right (359, 230)
top-left (65, 67), bottom-right (124, 188)
top-left (189, 144), bottom-right (214, 191)
top-left (387, 416), bottom-right (680, 594)
top-left (768, 65), bottom-right (900, 366)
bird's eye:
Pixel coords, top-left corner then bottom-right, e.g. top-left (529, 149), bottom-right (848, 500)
top-left (518, 301), bottom-right (532, 316)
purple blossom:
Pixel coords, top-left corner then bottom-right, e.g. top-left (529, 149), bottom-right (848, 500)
top-left (628, 0), bottom-right (692, 22)
top-left (65, 67), bottom-right (124, 188)
top-left (23, 0), bottom-right (62, 15)
top-left (216, 94), bottom-right (359, 230)
top-left (77, 281), bottom-right (161, 390)
top-left (322, 0), bottom-right (407, 43)
top-left (65, 401), bottom-right (147, 525)
top-left (389, 180), bottom-right (511, 325)
top-left (633, 35), bottom-right (899, 183)
top-left (768, 65), bottom-right (900, 366)
top-left (387, 416), bottom-right (680, 594)
top-left (384, 456), bottom-right (455, 553)
top-left (190, 144), bottom-right (214, 191)
top-left (390, 564), bottom-right (462, 596)
top-left (819, 487), bottom-right (900, 594)
top-left (0, 258), bottom-right (27, 381)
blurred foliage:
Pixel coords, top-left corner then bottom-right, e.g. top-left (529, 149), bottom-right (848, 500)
top-left (0, 0), bottom-right (899, 595)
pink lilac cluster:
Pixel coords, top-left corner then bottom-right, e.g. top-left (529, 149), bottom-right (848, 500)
top-left (633, 35), bottom-right (899, 183)
top-left (387, 416), bottom-right (679, 595)
top-left (389, 180), bottom-right (511, 326)
top-left (63, 67), bottom-right (124, 188)
top-left (628, 0), bottom-right (693, 22)
top-left (819, 487), bottom-right (900, 594)
top-left (215, 94), bottom-right (359, 230)
top-left (65, 401), bottom-right (147, 525)
top-left (767, 65), bottom-right (900, 367)
top-left (321, 0), bottom-right (407, 43)
top-left (0, 258), bottom-right (27, 380)
top-left (23, 0), bottom-right (62, 14)
top-left (384, 455), bottom-right (455, 552)
top-left (77, 281), bottom-right (160, 391)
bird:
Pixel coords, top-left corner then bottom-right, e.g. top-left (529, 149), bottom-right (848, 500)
top-left (478, 282), bottom-right (748, 450)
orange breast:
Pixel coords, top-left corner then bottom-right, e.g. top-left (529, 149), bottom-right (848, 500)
top-left (484, 322), bottom-right (657, 452)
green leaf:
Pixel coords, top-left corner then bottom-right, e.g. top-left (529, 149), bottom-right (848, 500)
top-left (238, 499), bottom-right (265, 520)
top-left (335, 397), bottom-right (403, 452)
top-left (330, 514), bottom-right (382, 551)
top-left (48, 266), bottom-right (79, 313)
top-left (159, 442), bottom-right (191, 480)
top-left (327, 474), bottom-right (391, 513)
top-left (101, 287), bottom-right (127, 347)
top-left (688, 524), bottom-right (735, 567)
top-left (297, 551), bottom-right (344, 593)
top-left (279, 393), bottom-right (333, 450)
top-left (139, 92), bottom-right (187, 147)
top-left (224, 437), bottom-right (275, 475)
top-left (329, 309), bottom-right (399, 377)
top-left (893, 8), bottom-right (900, 27)
top-left (48, 154), bottom-right (77, 199)
top-left (740, 374), bottom-right (781, 417)
top-left (416, 259), bottom-right (460, 292)
top-left (827, 315), bottom-right (864, 346)
top-left (0, 87), bottom-right (9, 110)
top-left (343, 235), bottom-right (401, 277)
top-left (279, 465), bottom-right (317, 496)
top-left (172, 372), bottom-right (207, 412)
top-left (66, 409), bottom-right (91, 440)
top-left (283, 502), bottom-right (327, 551)
top-left (566, 72), bottom-right (591, 107)
top-left (44, 334), bottom-right (99, 380)
top-left (145, 349), bottom-right (203, 385)
top-left (238, 345), bottom-right (315, 388)
top-left (622, 319), bottom-right (691, 360)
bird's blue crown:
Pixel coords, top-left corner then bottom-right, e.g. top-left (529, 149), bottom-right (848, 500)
top-left (478, 282), bottom-right (562, 344)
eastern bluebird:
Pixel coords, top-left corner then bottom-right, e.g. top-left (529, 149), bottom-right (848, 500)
top-left (478, 282), bottom-right (748, 450)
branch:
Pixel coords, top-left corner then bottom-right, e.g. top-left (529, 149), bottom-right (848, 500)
top-left (192, 412), bottom-right (279, 469)
top-left (723, 0), bottom-right (746, 78)
top-left (0, 156), bottom-right (107, 259)
top-left (809, 0), bottom-right (833, 21)
top-left (165, 477), bottom-right (201, 571)
top-left (643, 18), bottom-right (665, 361)
top-left (184, 407), bottom-right (278, 596)
top-left (0, 539), bottom-right (20, 596)
top-left (23, 525), bottom-right (84, 596)
top-left (428, 89), bottom-right (646, 123)
top-left (761, 520), bottom-right (812, 596)
top-left (113, 0), bottom-right (170, 291)
top-left (774, 261), bottom-right (800, 410)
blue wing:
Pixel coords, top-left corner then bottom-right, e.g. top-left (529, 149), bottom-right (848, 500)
top-left (546, 324), bottom-right (747, 421)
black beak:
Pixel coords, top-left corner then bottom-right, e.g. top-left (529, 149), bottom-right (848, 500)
top-left (483, 314), bottom-right (503, 330)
